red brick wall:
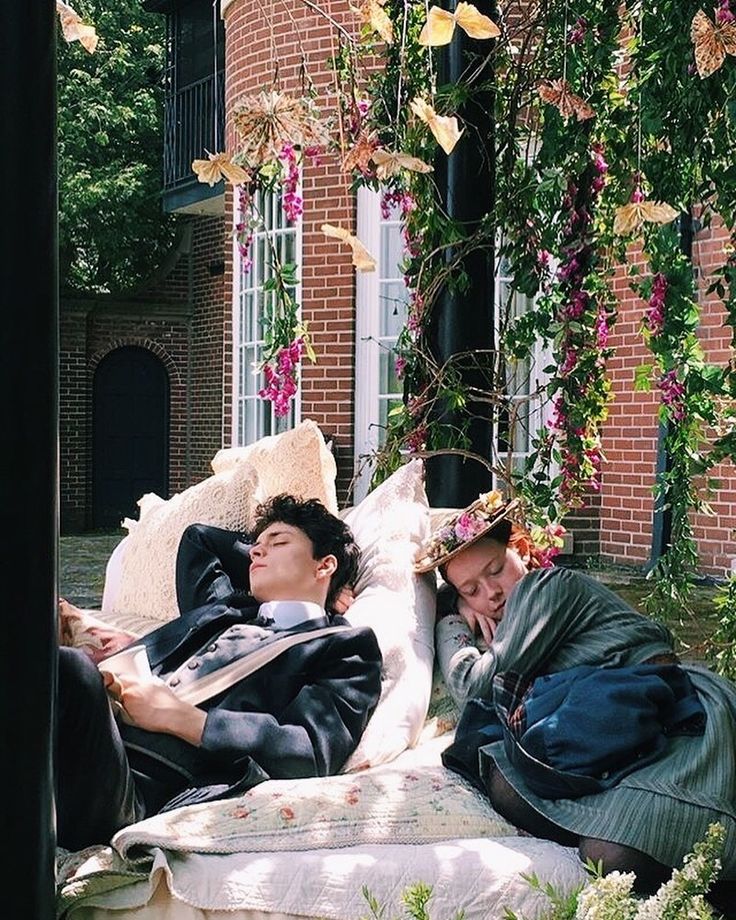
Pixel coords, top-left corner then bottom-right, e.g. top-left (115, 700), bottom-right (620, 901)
top-left (189, 216), bottom-right (230, 481)
top-left (223, 0), bottom-right (359, 500)
top-left (601, 223), bottom-right (736, 578)
top-left (59, 218), bottom-right (227, 532)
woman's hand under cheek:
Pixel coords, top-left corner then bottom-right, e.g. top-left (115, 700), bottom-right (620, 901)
top-left (457, 598), bottom-right (498, 646)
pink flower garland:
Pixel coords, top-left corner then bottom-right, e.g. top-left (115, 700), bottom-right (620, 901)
top-left (258, 337), bottom-right (305, 417)
top-left (546, 144), bottom-right (610, 507)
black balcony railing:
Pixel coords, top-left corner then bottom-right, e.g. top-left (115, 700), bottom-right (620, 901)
top-left (164, 70), bottom-right (225, 191)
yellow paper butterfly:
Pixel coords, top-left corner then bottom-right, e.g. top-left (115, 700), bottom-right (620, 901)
top-left (351, 0), bottom-right (394, 44)
top-left (371, 149), bottom-right (434, 179)
top-left (56, 1), bottom-right (98, 53)
top-left (192, 151), bottom-right (250, 187)
top-left (691, 8), bottom-right (736, 78)
top-left (538, 79), bottom-right (595, 121)
top-left (419, 2), bottom-right (500, 46)
top-left (410, 98), bottom-right (463, 155)
top-left (321, 224), bottom-right (377, 272)
top-left (613, 200), bottom-right (679, 237)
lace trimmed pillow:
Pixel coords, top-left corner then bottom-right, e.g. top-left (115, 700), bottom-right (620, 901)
top-left (210, 418), bottom-right (338, 514)
top-left (104, 421), bottom-right (339, 626)
top-left (107, 460), bottom-right (259, 626)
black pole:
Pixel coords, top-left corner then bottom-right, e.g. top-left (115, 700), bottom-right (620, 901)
top-left (649, 210), bottom-right (692, 568)
top-left (425, 1), bottom-right (496, 508)
top-left (1, 3), bottom-right (58, 918)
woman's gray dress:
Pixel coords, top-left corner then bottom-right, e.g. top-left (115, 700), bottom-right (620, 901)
top-left (436, 566), bottom-right (736, 874)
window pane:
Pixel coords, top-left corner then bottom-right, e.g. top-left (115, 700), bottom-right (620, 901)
top-left (234, 189), bottom-right (300, 445)
top-left (379, 282), bottom-right (408, 336)
top-left (381, 224), bottom-right (404, 277)
top-left (378, 397), bottom-right (402, 436)
top-left (379, 349), bottom-right (402, 395)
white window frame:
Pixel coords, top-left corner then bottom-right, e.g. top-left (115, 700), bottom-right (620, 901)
top-left (353, 189), bottom-right (554, 500)
top-left (231, 188), bottom-right (302, 447)
top-left (354, 186), bottom-right (410, 501)
top-left (494, 257), bottom-right (554, 484)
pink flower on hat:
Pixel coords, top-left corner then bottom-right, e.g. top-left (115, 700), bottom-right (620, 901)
top-left (454, 512), bottom-right (488, 542)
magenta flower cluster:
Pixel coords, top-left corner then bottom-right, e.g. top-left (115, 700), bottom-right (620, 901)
top-left (644, 272), bottom-right (668, 336)
top-left (717, 0), bottom-right (735, 23)
top-left (279, 144), bottom-right (303, 223)
top-left (405, 425), bottom-right (427, 453)
top-left (546, 144), bottom-right (610, 506)
top-left (658, 368), bottom-right (686, 422)
top-left (235, 185), bottom-right (255, 273)
top-left (567, 16), bottom-right (587, 43)
top-left (258, 337), bottom-right (305, 417)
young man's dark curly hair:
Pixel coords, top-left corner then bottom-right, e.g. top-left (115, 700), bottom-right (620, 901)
top-left (252, 494), bottom-right (361, 611)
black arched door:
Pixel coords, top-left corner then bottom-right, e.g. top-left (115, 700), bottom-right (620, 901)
top-left (92, 346), bottom-right (169, 529)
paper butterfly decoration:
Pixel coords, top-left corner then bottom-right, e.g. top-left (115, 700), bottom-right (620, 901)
top-left (233, 91), bottom-right (330, 167)
top-left (690, 8), bottom-right (736, 78)
top-left (192, 151), bottom-right (250, 187)
top-left (351, 0), bottom-right (394, 44)
top-left (419, 2), bottom-right (500, 46)
top-left (538, 79), bottom-right (595, 121)
top-left (613, 198), bottom-right (679, 236)
top-left (321, 224), bottom-right (377, 272)
top-left (410, 98), bottom-right (463, 155)
top-left (371, 149), bottom-right (434, 179)
top-left (56, 1), bottom-right (98, 53)
top-left (342, 132), bottom-right (379, 174)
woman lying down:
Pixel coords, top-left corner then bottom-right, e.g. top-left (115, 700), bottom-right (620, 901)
top-left (414, 492), bottom-right (736, 918)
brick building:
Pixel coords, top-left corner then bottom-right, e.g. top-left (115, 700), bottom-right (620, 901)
top-left (60, 0), bottom-right (734, 580)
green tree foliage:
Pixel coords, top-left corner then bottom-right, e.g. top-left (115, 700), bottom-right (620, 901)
top-left (57, 0), bottom-right (175, 293)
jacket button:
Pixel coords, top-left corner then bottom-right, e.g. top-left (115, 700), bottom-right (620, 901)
top-left (187, 660), bottom-right (200, 669)
top-left (169, 677), bottom-right (180, 687)
top-left (207, 643), bottom-right (217, 653)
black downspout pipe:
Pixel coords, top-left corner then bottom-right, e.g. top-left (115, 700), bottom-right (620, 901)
top-left (648, 210), bottom-right (692, 569)
top-left (1, 3), bottom-right (58, 918)
top-left (425, 1), bottom-right (496, 508)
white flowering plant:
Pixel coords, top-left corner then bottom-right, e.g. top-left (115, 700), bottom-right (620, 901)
top-left (505, 823), bottom-right (726, 920)
top-left (360, 823), bottom-right (727, 920)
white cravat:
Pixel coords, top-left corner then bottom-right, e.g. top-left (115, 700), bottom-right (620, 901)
top-left (257, 600), bottom-right (326, 629)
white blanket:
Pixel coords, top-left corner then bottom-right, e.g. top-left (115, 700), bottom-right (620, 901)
top-left (63, 837), bottom-right (586, 919)
top-left (58, 737), bottom-right (588, 919)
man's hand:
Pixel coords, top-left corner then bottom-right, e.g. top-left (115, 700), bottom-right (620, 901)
top-left (332, 585), bottom-right (355, 615)
top-left (102, 671), bottom-right (207, 746)
top-left (59, 598), bottom-right (136, 664)
top-left (456, 598), bottom-right (498, 646)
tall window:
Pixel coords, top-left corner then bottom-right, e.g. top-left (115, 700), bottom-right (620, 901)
top-left (233, 190), bottom-right (301, 445)
top-left (354, 190), bottom-right (551, 498)
top-left (354, 188), bottom-right (409, 498)
top-left (495, 256), bottom-right (551, 478)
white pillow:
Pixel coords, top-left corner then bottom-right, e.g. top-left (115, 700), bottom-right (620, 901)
top-left (341, 459), bottom-right (436, 771)
top-left (105, 421), bottom-right (339, 626)
top-left (107, 460), bottom-right (260, 625)
top-left (210, 419), bottom-right (338, 514)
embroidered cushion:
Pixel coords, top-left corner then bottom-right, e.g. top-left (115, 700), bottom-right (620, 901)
top-left (110, 738), bottom-right (514, 856)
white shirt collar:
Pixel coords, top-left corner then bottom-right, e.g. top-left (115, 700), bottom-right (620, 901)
top-left (257, 600), bottom-right (326, 629)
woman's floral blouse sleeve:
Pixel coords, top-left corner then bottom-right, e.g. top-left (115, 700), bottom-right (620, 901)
top-left (435, 614), bottom-right (497, 707)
